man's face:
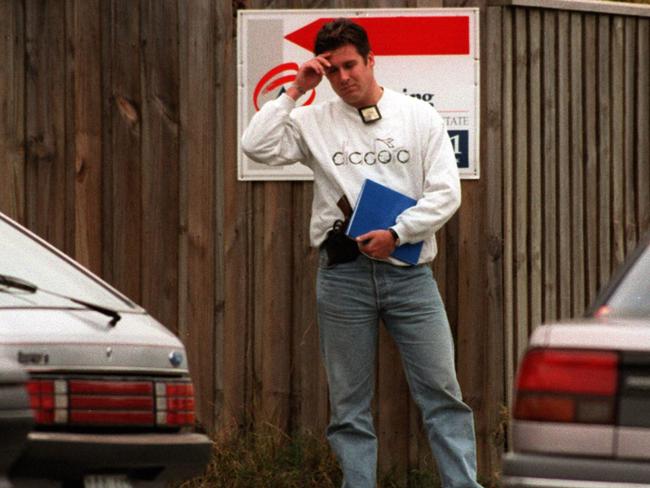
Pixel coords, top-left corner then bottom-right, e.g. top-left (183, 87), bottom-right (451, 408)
top-left (324, 44), bottom-right (377, 108)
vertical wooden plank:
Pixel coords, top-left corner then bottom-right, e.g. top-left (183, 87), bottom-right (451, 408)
top-left (100, 0), bottom-right (113, 286)
top-left (246, 0), bottom-right (292, 433)
top-left (611, 16), bottom-right (625, 269)
top-left (222, 5), bottom-right (253, 432)
top-left (623, 17), bottom-right (637, 253)
top-left (177, 0), bottom-right (189, 421)
top-left (528, 8), bottom-right (542, 330)
top-left (457, 178), bottom-right (489, 473)
top-left (457, 3), bottom-right (498, 477)
top-left (179, 0), bottom-right (217, 433)
top-left (107, 0), bottom-right (142, 302)
top-left (212, 0), bottom-right (231, 435)
top-left (70, 0), bottom-right (102, 273)
top-left (260, 182), bottom-right (293, 430)
top-left (638, 20), bottom-right (650, 235)
top-left (502, 5), bottom-right (515, 413)
top-left (513, 7), bottom-right (528, 358)
top-left (542, 10), bottom-right (558, 323)
top-left (291, 184), bottom-right (328, 435)
top-left (242, 10), bottom-right (264, 416)
top-left (584, 14), bottom-right (599, 307)
top-left (484, 5), bottom-right (506, 474)
top-left (64, 0), bottom-right (75, 258)
top-left (252, 181), bottom-right (265, 425)
top-left (456, 0), bottom-right (490, 446)
top-left (570, 13), bottom-right (585, 315)
top-left (25, 0), bottom-right (67, 248)
top-left (0, 0), bottom-right (25, 222)
top-left (140, 0), bottom-right (180, 332)
top-left (598, 15), bottom-right (612, 288)
top-left (248, 0), bottom-right (275, 429)
top-left (557, 11), bottom-right (571, 318)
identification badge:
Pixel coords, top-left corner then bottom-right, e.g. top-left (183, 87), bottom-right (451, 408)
top-left (358, 105), bottom-right (382, 124)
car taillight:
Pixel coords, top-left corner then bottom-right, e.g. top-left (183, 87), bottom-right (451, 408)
top-left (513, 349), bottom-right (619, 424)
top-left (156, 382), bottom-right (195, 427)
top-left (27, 377), bottom-right (196, 429)
top-left (68, 379), bottom-right (155, 425)
top-left (26, 379), bottom-right (67, 424)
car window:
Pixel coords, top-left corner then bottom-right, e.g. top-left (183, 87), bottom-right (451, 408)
top-left (0, 217), bottom-right (135, 310)
top-left (606, 244), bottom-right (650, 318)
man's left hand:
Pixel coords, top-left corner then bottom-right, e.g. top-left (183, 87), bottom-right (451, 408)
top-left (356, 230), bottom-right (397, 259)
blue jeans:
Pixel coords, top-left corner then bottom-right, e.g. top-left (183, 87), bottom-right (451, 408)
top-left (316, 251), bottom-right (481, 488)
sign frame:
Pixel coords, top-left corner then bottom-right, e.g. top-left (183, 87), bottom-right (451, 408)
top-left (237, 8), bottom-right (480, 181)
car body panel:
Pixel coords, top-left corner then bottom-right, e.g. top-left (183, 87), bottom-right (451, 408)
top-left (502, 452), bottom-right (650, 488)
top-left (0, 359), bottom-right (32, 475)
top-left (511, 421), bottom-right (615, 457)
top-left (10, 432), bottom-right (212, 482)
top-left (617, 427), bottom-right (650, 460)
top-left (0, 310), bottom-right (187, 373)
top-left (529, 320), bottom-right (650, 351)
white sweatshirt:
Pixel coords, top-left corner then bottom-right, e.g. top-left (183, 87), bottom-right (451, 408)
top-left (241, 87), bottom-right (461, 265)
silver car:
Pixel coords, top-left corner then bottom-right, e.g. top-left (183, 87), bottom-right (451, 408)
top-left (502, 232), bottom-right (650, 487)
top-left (0, 212), bottom-right (211, 487)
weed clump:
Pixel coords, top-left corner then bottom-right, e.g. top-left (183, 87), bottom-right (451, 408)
top-left (177, 425), bottom-right (341, 488)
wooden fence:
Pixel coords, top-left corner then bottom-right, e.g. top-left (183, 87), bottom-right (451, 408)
top-left (0, 0), bottom-right (648, 484)
top-left (489, 0), bottom-right (650, 414)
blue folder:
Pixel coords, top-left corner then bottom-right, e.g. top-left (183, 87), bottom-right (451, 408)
top-left (346, 179), bottom-right (423, 265)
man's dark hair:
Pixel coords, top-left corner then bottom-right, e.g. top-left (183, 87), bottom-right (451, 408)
top-left (314, 18), bottom-right (371, 59)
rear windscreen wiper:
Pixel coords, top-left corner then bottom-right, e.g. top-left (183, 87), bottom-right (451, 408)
top-left (0, 274), bottom-right (121, 327)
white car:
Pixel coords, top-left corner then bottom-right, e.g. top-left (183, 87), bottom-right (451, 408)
top-left (502, 233), bottom-right (650, 487)
top-left (0, 211), bottom-right (211, 487)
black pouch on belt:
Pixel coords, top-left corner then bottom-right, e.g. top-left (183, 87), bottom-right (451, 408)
top-left (321, 196), bottom-right (360, 266)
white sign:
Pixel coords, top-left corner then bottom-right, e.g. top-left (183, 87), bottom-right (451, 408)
top-left (237, 8), bottom-right (480, 180)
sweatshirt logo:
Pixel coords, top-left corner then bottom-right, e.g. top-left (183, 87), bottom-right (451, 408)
top-left (331, 138), bottom-right (411, 166)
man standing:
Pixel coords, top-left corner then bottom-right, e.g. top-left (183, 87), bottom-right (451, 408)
top-left (242, 18), bottom-right (481, 488)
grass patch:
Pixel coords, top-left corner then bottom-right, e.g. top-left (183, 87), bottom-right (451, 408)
top-left (177, 424), bottom-right (341, 488)
top-left (178, 424), bottom-right (488, 487)
top-left (380, 466), bottom-right (442, 488)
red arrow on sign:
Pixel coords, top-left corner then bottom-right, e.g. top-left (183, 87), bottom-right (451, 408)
top-left (284, 17), bottom-right (470, 56)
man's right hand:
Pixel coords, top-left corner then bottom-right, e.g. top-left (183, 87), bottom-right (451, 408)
top-left (287, 53), bottom-right (332, 100)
